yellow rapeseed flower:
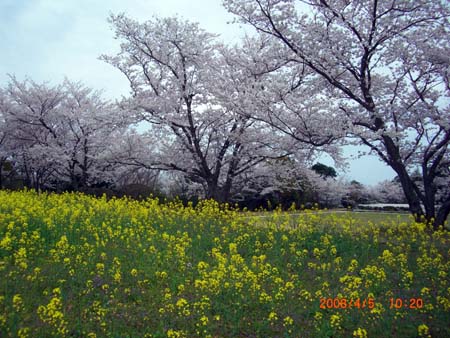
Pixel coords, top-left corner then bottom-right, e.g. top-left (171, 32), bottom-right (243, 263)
top-left (417, 324), bottom-right (430, 337)
top-left (330, 314), bottom-right (342, 329)
top-left (353, 328), bottom-right (368, 338)
top-left (268, 311), bottom-right (278, 323)
top-left (13, 294), bottom-right (23, 312)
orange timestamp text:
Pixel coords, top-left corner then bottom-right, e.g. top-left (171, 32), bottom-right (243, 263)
top-left (319, 297), bottom-right (375, 309)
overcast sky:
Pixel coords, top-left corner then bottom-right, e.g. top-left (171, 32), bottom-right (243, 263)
top-left (0, 0), bottom-right (396, 185)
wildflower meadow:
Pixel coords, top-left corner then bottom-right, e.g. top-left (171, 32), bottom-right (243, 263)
top-left (0, 190), bottom-right (449, 337)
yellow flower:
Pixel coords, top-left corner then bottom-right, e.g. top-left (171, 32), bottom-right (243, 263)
top-left (420, 287), bottom-right (430, 295)
top-left (314, 311), bottom-right (323, 321)
top-left (37, 295), bottom-right (68, 336)
top-left (0, 233), bottom-right (12, 250)
top-left (113, 271), bottom-right (122, 283)
top-left (418, 324), bottom-right (430, 337)
top-left (283, 316), bottom-right (294, 326)
top-left (268, 311), bottom-right (278, 322)
top-left (14, 247), bottom-right (28, 270)
top-left (156, 271), bottom-right (168, 279)
top-left (130, 268), bottom-right (138, 277)
top-left (330, 246), bottom-right (337, 255)
top-left (176, 298), bottom-right (190, 316)
top-left (313, 248), bottom-right (321, 258)
top-left (197, 261), bottom-right (209, 270)
top-left (348, 259), bottom-right (358, 272)
top-left (330, 314), bottom-right (342, 329)
top-left (18, 327), bottom-right (30, 338)
top-left (259, 292), bottom-right (272, 303)
top-left (200, 315), bottom-right (208, 326)
top-left (353, 328), bottom-right (368, 338)
top-left (96, 263), bottom-right (105, 275)
top-left (13, 294), bottom-right (23, 312)
top-left (164, 291), bottom-right (172, 300)
top-left (167, 329), bottom-right (187, 338)
top-left (285, 281), bottom-right (294, 291)
top-left (229, 242), bottom-right (238, 254)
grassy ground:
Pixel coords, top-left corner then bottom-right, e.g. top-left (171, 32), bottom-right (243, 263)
top-left (240, 209), bottom-right (448, 228)
top-left (1, 190), bottom-right (449, 337)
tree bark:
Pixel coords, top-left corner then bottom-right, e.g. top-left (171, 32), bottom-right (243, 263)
top-left (435, 199), bottom-right (450, 230)
top-left (422, 175), bottom-right (436, 222)
top-left (0, 160), bottom-right (3, 189)
top-left (382, 135), bottom-right (424, 220)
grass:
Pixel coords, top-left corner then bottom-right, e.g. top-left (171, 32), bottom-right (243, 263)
top-left (0, 190), bottom-right (449, 337)
top-left (241, 209), bottom-right (448, 229)
top-left (319, 210), bottom-right (411, 226)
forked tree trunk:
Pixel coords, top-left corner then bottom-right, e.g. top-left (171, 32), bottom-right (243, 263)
top-left (392, 161), bottom-right (449, 229)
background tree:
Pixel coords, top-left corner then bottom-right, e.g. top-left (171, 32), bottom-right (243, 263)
top-left (341, 180), bottom-right (370, 207)
top-left (0, 91), bottom-right (12, 189)
top-left (1, 78), bottom-right (65, 190)
top-left (311, 162), bottom-right (337, 179)
top-left (224, 0), bottom-right (450, 228)
top-left (369, 179), bottom-right (406, 204)
top-left (232, 156), bottom-right (312, 209)
top-left (0, 77), bottom-right (127, 191)
top-left (303, 168), bottom-right (346, 207)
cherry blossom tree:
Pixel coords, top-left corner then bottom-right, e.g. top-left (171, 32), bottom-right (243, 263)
top-left (0, 78), bottom-right (64, 189)
top-left (57, 81), bottom-right (127, 190)
top-left (0, 90), bottom-right (12, 188)
top-left (102, 14), bottom-right (300, 202)
top-left (224, 0), bottom-right (450, 228)
top-left (369, 179), bottom-right (406, 204)
top-left (214, 33), bottom-right (346, 157)
top-left (1, 77), bottom-right (127, 191)
top-left (303, 168), bottom-right (346, 207)
top-left (342, 180), bottom-right (370, 206)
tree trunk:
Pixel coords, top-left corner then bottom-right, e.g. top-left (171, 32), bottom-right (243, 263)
top-left (383, 136), bottom-right (424, 221)
top-left (394, 167), bottom-right (425, 222)
top-left (23, 161), bottom-right (31, 189)
top-left (208, 186), bottom-right (223, 203)
top-left (221, 178), bottom-right (233, 204)
top-left (434, 200), bottom-right (450, 230)
top-left (81, 139), bottom-right (89, 189)
top-left (205, 180), bottom-right (218, 201)
top-left (206, 180), bottom-right (232, 203)
top-left (422, 175), bottom-right (436, 222)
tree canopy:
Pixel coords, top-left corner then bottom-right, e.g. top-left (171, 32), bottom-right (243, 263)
top-left (224, 0), bottom-right (450, 228)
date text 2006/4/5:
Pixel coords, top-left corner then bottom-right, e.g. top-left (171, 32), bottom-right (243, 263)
top-left (319, 297), bottom-right (375, 309)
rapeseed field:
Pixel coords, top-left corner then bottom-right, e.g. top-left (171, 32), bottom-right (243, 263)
top-left (0, 190), bottom-right (449, 337)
